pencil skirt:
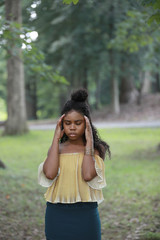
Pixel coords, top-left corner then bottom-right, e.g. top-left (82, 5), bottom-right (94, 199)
top-left (45, 201), bottom-right (101, 240)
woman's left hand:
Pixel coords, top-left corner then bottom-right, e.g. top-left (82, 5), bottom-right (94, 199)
top-left (84, 116), bottom-right (94, 147)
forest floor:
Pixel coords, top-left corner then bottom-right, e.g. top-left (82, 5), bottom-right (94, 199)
top-left (91, 93), bottom-right (160, 123)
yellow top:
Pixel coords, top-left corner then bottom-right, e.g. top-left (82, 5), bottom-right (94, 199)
top-left (38, 152), bottom-right (107, 205)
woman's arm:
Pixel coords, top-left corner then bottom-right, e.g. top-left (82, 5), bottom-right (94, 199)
top-left (82, 148), bottom-right (99, 181)
top-left (81, 116), bottom-right (99, 181)
top-left (43, 114), bottom-right (65, 180)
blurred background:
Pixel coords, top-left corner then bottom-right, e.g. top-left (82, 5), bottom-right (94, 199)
top-left (0, 1), bottom-right (160, 240)
top-left (0, 0), bottom-right (160, 134)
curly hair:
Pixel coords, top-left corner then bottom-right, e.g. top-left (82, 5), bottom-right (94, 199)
top-left (60, 88), bottom-right (111, 160)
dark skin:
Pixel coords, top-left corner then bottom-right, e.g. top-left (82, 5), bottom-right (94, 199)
top-left (43, 110), bottom-right (98, 181)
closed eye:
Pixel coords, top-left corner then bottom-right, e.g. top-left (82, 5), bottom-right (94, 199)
top-left (75, 121), bottom-right (82, 125)
top-left (64, 121), bottom-right (71, 125)
top-left (64, 120), bottom-right (83, 125)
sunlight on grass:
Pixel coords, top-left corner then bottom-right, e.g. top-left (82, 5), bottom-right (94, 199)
top-left (0, 98), bottom-right (7, 121)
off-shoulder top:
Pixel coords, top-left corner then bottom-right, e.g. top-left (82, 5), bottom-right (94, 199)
top-left (38, 152), bottom-right (107, 205)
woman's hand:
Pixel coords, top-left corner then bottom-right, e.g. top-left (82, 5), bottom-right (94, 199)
top-left (54, 114), bottom-right (65, 141)
top-left (84, 116), bottom-right (94, 148)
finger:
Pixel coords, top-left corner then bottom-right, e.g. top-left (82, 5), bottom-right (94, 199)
top-left (61, 113), bottom-right (65, 118)
top-left (59, 114), bottom-right (65, 121)
top-left (84, 116), bottom-right (91, 129)
top-left (57, 114), bottom-right (65, 125)
top-left (84, 115), bottom-right (89, 123)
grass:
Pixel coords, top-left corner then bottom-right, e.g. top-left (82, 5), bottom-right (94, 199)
top-left (0, 128), bottom-right (160, 240)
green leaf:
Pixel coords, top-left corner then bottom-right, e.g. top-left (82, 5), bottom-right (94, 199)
top-left (72, 0), bottom-right (79, 4)
top-left (63, 0), bottom-right (72, 4)
top-left (127, 11), bottom-right (136, 18)
top-left (153, 1), bottom-right (160, 10)
top-left (148, 12), bottom-right (160, 24)
top-left (63, 0), bottom-right (79, 5)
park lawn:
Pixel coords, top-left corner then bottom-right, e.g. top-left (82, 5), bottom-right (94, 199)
top-left (0, 128), bottom-right (160, 240)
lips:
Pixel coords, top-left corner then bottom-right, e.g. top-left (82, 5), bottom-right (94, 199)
top-left (68, 133), bottom-right (77, 137)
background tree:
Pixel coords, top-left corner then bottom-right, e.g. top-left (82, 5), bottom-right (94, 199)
top-left (30, 0), bottom-right (135, 115)
top-left (1, 0), bottom-right (160, 123)
top-left (3, 0), bottom-right (28, 135)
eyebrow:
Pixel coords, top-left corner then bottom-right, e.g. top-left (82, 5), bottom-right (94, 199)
top-left (64, 119), bottom-right (83, 122)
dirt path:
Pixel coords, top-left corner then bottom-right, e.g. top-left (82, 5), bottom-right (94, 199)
top-left (27, 120), bottom-right (160, 130)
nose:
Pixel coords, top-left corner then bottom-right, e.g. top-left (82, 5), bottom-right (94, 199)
top-left (70, 124), bottom-right (76, 130)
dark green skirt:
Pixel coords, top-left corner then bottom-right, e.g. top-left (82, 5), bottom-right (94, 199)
top-left (45, 201), bottom-right (101, 240)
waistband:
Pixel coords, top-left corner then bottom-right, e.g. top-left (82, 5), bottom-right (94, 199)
top-left (47, 201), bottom-right (98, 209)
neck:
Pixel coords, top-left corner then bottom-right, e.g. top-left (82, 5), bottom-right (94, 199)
top-left (66, 138), bottom-right (84, 146)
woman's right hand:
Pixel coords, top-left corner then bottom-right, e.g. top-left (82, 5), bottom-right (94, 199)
top-left (54, 114), bottom-right (65, 141)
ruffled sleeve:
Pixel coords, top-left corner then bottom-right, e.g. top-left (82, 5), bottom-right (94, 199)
top-left (86, 155), bottom-right (107, 190)
top-left (38, 162), bottom-right (60, 187)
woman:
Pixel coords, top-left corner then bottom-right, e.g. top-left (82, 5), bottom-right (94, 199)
top-left (38, 88), bottom-right (110, 240)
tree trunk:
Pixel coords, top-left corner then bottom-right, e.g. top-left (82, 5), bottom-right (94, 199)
top-left (95, 71), bottom-right (101, 110)
top-left (120, 76), bottom-right (139, 104)
top-left (109, 50), bottom-right (120, 114)
top-left (112, 76), bottom-right (120, 114)
top-left (141, 71), bottom-right (151, 95)
top-left (83, 66), bottom-right (88, 90)
top-left (4, 0), bottom-right (28, 135)
top-left (108, 4), bottom-right (120, 114)
top-left (26, 78), bottom-right (37, 120)
top-left (155, 72), bottom-right (160, 92)
top-left (154, 63), bottom-right (160, 92)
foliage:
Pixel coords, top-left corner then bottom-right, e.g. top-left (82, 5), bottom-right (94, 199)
top-left (32, 0), bottom-right (137, 110)
top-left (141, 0), bottom-right (160, 24)
top-left (0, 17), bottom-right (67, 85)
top-left (107, 7), bottom-right (160, 84)
top-left (141, 232), bottom-right (160, 240)
top-left (0, 16), bottom-right (34, 55)
top-left (24, 45), bottom-right (68, 84)
top-left (108, 10), bottom-right (153, 52)
top-left (63, 0), bottom-right (79, 4)
top-left (0, 11), bottom-right (68, 119)
top-left (1, 0), bottom-right (160, 120)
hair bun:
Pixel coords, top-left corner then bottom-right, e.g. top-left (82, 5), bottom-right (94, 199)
top-left (71, 88), bottom-right (88, 102)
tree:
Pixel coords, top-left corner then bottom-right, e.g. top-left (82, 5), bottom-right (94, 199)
top-left (4, 0), bottom-right (28, 135)
top-left (33, 0), bottom-right (130, 114)
top-left (108, 8), bottom-right (160, 103)
top-left (141, 0), bottom-right (160, 24)
top-left (21, 0), bottom-right (158, 119)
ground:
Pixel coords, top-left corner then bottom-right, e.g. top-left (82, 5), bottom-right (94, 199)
top-left (91, 93), bottom-right (160, 122)
top-left (0, 128), bottom-right (160, 240)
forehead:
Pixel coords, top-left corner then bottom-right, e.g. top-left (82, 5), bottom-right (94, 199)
top-left (64, 110), bottom-right (84, 120)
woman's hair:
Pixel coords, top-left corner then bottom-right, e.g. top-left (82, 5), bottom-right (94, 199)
top-left (60, 88), bottom-right (111, 160)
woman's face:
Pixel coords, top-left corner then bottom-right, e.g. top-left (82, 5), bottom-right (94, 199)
top-left (63, 110), bottom-right (85, 141)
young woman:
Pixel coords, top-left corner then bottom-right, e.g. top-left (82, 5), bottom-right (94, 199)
top-left (38, 88), bottom-right (110, 240)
